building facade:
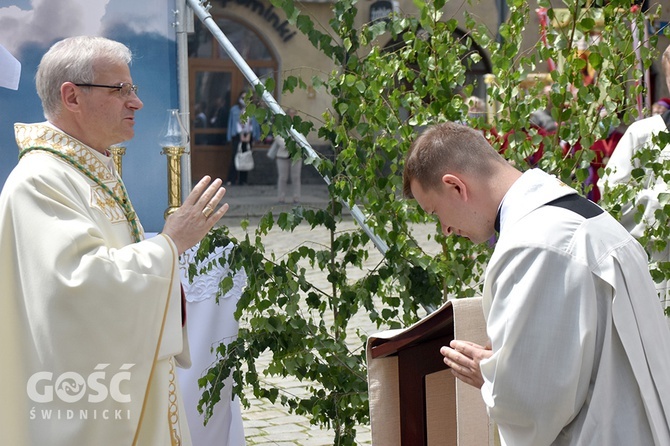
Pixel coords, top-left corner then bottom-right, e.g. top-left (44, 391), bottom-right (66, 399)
top-left (186, 0), bottom-right (670, 183)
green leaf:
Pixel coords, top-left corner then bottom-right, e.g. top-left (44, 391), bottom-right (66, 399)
top-left (580, 17), bottom-right (596, 31)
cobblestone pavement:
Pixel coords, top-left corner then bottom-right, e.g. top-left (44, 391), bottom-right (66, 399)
top-left (221, 183), bottom-right (332, 221)
top-left (219, 184), bottom-right (439, 446)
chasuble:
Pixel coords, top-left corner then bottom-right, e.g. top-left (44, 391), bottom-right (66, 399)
top-left (0, 123), bottom-right (192, 446)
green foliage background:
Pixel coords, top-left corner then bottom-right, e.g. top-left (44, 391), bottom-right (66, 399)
top-left (191, 0), bottom-right (669, 444)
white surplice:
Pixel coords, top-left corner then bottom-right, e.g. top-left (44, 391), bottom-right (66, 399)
top-left (481, 169), bottom-right (670, 445)
top-left (0, 123), bottom-right (192, 446)
top-left (598, 115), bottom-right (670, 311)
top-left (176, 243), bottom-right (247, 446)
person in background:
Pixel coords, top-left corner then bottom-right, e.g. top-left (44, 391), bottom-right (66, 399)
top-left (559, 107), bottom-right (627, 204)
top-left (207, 94), bottom-right (230, 146)
top-left (209, 94), bottom-right (229, 130)
top-left (194, 101), bottom-right (207, 128)
top-left (404, 121), bottom-right (670, 445)
top-left (0, 36), bottom-right (228, 446)
top-left (226, 91), bottom-right (260, 185)
top-left (465, 95), bottom-right (486, 119)
top-left (651, 97), bottom-right (670, 116)
top-left (272, 108), bottom-right (302, 203)
top-left (192, 101), bottom-right (208, 145)
top-left (177, 243), bottom-right (247, 446)
top-left (599, 44), bottom-right (670, 316)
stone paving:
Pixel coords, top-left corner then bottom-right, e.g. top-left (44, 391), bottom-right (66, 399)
top-left (219, 184), bottom-right (439, 445)
top-left (221, 183), bottom-right (332, 221)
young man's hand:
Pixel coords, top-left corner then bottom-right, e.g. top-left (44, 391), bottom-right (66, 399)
top-left (440, 339), bottom-right (492, 389)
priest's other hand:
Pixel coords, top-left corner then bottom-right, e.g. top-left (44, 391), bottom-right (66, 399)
top-left (162, 176), bottom-right (229, 254)
top-left (440, 339), bottom-right (492, 389)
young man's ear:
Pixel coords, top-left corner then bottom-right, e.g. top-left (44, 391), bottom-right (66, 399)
top-left (441, 173), bottom-right (468, 200)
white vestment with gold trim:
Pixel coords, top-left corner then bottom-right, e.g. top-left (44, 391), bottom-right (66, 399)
top-left (0, 123), bottom-right (192, 446)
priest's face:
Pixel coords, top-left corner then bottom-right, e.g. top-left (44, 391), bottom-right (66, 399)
top-left (410, 176), bottom-right (491, 245)
top-left (76, 61), bottom-right (143, 152)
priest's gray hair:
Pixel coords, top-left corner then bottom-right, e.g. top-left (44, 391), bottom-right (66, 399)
top-left (36, 36), bottom-right (132, 121)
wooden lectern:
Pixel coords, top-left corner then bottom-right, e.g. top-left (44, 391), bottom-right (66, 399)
top-left (367, 297), bottom-right (496, 446)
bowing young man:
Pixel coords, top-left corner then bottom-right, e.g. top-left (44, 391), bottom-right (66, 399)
top-left (403, 121), bottom-right (670, 445)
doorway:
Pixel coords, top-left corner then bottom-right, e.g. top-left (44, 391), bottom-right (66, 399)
top-left (188, 17), bottom-right (278, 183)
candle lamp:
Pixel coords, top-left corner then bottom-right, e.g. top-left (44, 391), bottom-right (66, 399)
top-left (159, 109), bottom-right (190, 219)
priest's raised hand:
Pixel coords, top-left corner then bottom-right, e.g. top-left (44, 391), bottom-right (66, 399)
top-left (162, 175), bottom-right (229, 255)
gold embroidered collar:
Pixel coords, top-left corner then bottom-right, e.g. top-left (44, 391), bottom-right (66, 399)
top-left (14, 123), bottom-right (142, 243)
top-left (15, 123), bottom-right (118, 181)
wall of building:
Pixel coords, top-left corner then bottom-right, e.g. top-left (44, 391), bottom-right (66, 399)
top-left (209, 0), bottom-right (669, 146)
top-left (208, 0), bottom-right (335, 139)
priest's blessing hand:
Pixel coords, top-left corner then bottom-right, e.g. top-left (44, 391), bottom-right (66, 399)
top-left (162, 176), bottom-right (229, 254)
top-left (441, 339), bottom-right (492, 389)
